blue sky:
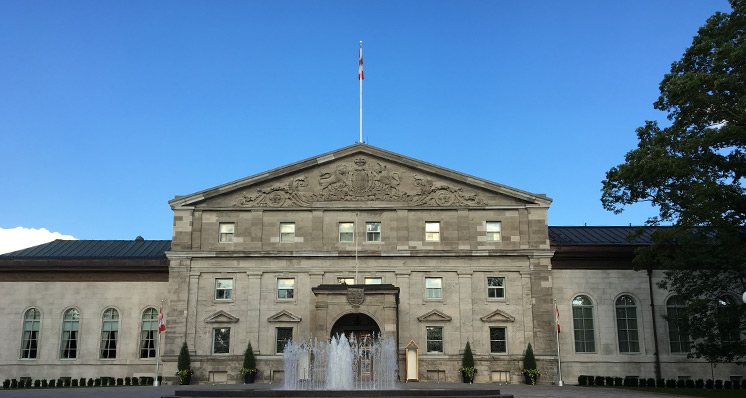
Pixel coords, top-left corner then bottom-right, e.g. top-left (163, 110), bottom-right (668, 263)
top-left (0, 0), bottom-right (733, 250)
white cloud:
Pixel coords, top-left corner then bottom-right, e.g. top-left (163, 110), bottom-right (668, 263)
top-left (0, 227), bottom-right (77, 255)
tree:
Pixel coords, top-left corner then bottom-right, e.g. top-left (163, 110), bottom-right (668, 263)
top-left (602, 0), bottom-right (746, 363)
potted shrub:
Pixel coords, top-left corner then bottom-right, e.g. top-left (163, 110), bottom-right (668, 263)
top-left (176, 341), bottom-right (194, 385)
top-left (458, 341), bottom-right (478, 383)
top-left (521, 343), bottom-right (540, 385)
top-left (240, 341), bottom-right (259, 384)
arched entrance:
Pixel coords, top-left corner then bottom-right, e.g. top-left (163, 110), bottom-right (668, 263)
top-left (330, 313), bottom-right (380, 340)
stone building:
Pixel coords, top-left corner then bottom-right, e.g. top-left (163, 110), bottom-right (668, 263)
top-left (0, 144), bottom-right (743, 385)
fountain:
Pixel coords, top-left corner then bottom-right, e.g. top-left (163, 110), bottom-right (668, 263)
top-left (282, 333), bottom-right (398, 390)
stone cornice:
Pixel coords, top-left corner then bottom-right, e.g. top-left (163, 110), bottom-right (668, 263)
top-left (166, 249), bottom-right (555, 259)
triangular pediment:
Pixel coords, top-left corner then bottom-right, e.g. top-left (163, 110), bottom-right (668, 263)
top-left (204, 310), bottom-right (239, 324)
top-left (267, 310), bottom-right (302, 323)
top-left (170, 144), bottom-right (551, 210)
top-left (417, 309), bottom-right (452, 323)
top-left (480, 309), bottom-right (515, 323)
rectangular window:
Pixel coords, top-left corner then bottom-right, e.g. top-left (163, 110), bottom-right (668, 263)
top-left (213, 328), bottom-right (230, 354)
top-left (215, 279), bottom-right (233, 300)
top-left (487, 277), bottom-right (505, 299)
top-left (426, 326), bottom-right (443, 353)
top-left (364, 277), bottom-right (382, 285)
top-left (425, 277), bottom-right (442, 299)
top-left (277, 278), bottom-right (295, 299)
top-left (219, 223), bottom-right (235, 243)
top-left (339, 222), bottom-right (354, 242)
top-left (486, 222), bottom-right (501, 241)
top-left (280, 223), bottom-right (295, 243)
top-left (425, 222), bottom-right (440, 242)
top-left (276, 327), bottom-right (293, 354)
top-left (337, 277), bottom-right (355, 285)
top-left (366, 222), bottom-right (381, 242)
top-left (490, 327), bottom-right (507, 353)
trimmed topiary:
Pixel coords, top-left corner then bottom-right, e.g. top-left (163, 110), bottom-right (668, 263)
top-left (616, 377), bottom-right (624, 386)
top-left (696, 379), bottom-right (704, 389)
top-left (87, 378), bottom-right (94, 387)
top-left (666, 379), bottom-right (676, 388)
top-left (578, 375), bottom-right (587, 386)
top-left (71, 379), bottom-right (78, 387)
top-left (715, 380), bottom-right (723, 390)
top-left (42, 379), bottom-right (48, 388)
top-left (595, 376), bottom-right (604, 386)
top-left (639, 378), bottom-right (647, 387)
top-left (125, 377), bottom-right (131, 386)
top-left (686, 379), bottom-right (694, 388)
top-left (606, 376), bottom-right (613, 386)
top-left (48, 379), bottom-right (55, 388)
top-left (706, 379), bottom-right (713, 389)
top-left (79, 377), bottom-right (85, 387)
top-left (724, 381), bottom-right (732, 389)
top-left (677, 379), bottom-right (686, 388)
top-left (117, 378), bottom-right (123, 386)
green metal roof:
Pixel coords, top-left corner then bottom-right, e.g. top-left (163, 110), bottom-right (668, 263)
top-left (0, 240), bottom-right (171, 260)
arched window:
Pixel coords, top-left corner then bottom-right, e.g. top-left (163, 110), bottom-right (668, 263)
top-left (615, 295), bottom-right (639, 353)
top-left (100, 308), bottom-right (119, 359)
top-left (666, 296), bottom-right (689, 353)
top-left (717, 296), bottom-right (740, 347)
top-left (572, 295), bottom-right (595, 353)
top-left (140, 308), bottom-right (158, 358)
top-left (20, 308), bottom-right (41, 359)
top-left (60, 308), bottom-right (80, 359)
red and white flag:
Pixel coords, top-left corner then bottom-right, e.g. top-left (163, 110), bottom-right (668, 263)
top-left (555, 303), bottom-right (560, 333)
top-left (358, 44), bottom-right (364, 80)
top-left (158, 304), bottom-right (166, 333)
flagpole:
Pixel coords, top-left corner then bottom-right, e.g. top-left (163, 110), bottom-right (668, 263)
top-left (155, 300), bottom-right (163, 387)
top-left (555, 299), bottom-right (563, 386)
top-left (359, 41), bottom-right (363, 143)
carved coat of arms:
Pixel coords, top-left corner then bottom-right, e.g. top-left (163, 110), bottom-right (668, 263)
top-left (347, 287), bottom-right (365, 306)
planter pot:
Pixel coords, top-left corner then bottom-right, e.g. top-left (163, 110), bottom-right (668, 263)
top-left (244, 373), bottom-right (256, 384)
top-left (180, 374), bottom-right (192, 385)
top-left (523, 373), bottom-right (539, 385)
top-left (461, 373), bottom-right (473, 383)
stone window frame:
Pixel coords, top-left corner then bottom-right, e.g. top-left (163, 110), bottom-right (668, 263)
top-left (425, 221), bottom-right (440, 242)
top-left (99, 307), bottom-right (120, 360)
top-left (339, 222), bottom-right (354, 243)
top-left (366, 222), bottom-right (381, 242)
top-left (219, 222), bottom-right (235, 243)
top-left (337, 277), bottom-right (355, 285)
top-left (572, 294), bottom-right (596, 354)
top-left (139, 307), bottom-right (158, 359)
top-left (487, 277), bottom-right (506, 300)
top-left (489, 326), bottom-right (507, 354)
top-left (59, 307), bottom-right (80, 360)
top-left (486, 221), bottom-right (502, 242)
top-left (425, 277), bottom-right (443, 300)
top-left (364, 277), bottom-right (382, 285)
top-left (666, 295), bottom-right (690, 354)
top-left (212, 327), bottom-right (231, 355)
top-left (20, 307), bottom-right (41, 360)
top-left (425, 326), bottom-right (443, 354)
top-left (280, 222), bottom-right (295, 243)
top-left (615, 294), bottom-right (640, 354)
top-left (214, 278), bottom-right (234, 302)
top-left (277, 278), bottom-right (295, 301)
top-left (275, 327), bottom-right (293, 354)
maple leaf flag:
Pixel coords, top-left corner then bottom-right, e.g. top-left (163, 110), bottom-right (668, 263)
top-left (358, 44), bottom-right (364, 80)
top-left (158, 304), bottom-right (166, 333)
top-left (556, 303), bottom-right (560, 333)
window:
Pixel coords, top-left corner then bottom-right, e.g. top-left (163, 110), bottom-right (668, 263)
top-left (140, 308), bottom-right (158, 358)
top-left (280, 222), bottom-right (295, 243)
top-left (213, 328), bottom-right (230, 354)
top-left (100, 308), bottom-right (119, 359)
top-left (364, 277), bottom-right (382, 285)
top-left (490, 327), bottom-right (507, 353)
top-left (60, 308), bottom-right (80, 359)
top-left (425, 277), bottom-right (442, 299)
top-left (667, 296), bottom-right (690, 353)
top-left (219, 223), bottom-right (234, 243)
top-left (276, 327), bottom-right (292, 353)
top-left (337, 277), bottom-right (355, 285)
top-left (215, 279), bottom-right (233, 300)
top-left (487, 277), bottom-right (505, 299)
top-left (339, 222), bottom-right (354, 242)
top-left (277, 278), bottom-right (295, 299)
top-left (616, 295), bottom-right (639, 353)
top-left (426, 326), bottom-right (443, 353)
top-left (717, 296), bottom-right (740, 346)
top-left (20, 308), bottom-right (41, 359)
top-left (486, 222), bottom-right (501, 241)
top-left (425, 222), bottom-right (440, 241)
top-left (366, 222), bottom-right (381, 242)
top-left (572, 295), bottom-right (595, 353)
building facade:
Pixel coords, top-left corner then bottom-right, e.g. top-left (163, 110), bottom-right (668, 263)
top-left (0, 144), bottom-right (743, 385)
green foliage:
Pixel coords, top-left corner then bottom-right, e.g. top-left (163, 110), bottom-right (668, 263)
top-left (601, 0), bottom-right (746, 364)
top-left (178, 341), bottom-right (192, 371)
top-left (522, 343), bottom-right (537, 370)
top-left (240, 341), bottom-right (258, 375)
top-left (461, 341), bottom-right (475, 368)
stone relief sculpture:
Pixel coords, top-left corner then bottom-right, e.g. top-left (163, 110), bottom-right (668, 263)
top-left (234, 157), bottom-right (485, 207)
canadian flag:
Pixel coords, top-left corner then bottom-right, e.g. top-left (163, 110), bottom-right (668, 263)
top-left (556, 303), bottom-right (560, 333)
top-left (158, 304), bottom-right (166, 333)
top-left (358, 44), bottom-right (364, 80)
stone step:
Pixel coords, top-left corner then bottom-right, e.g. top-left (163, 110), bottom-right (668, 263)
top-left (163, 389), bottom-right (513, 398)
